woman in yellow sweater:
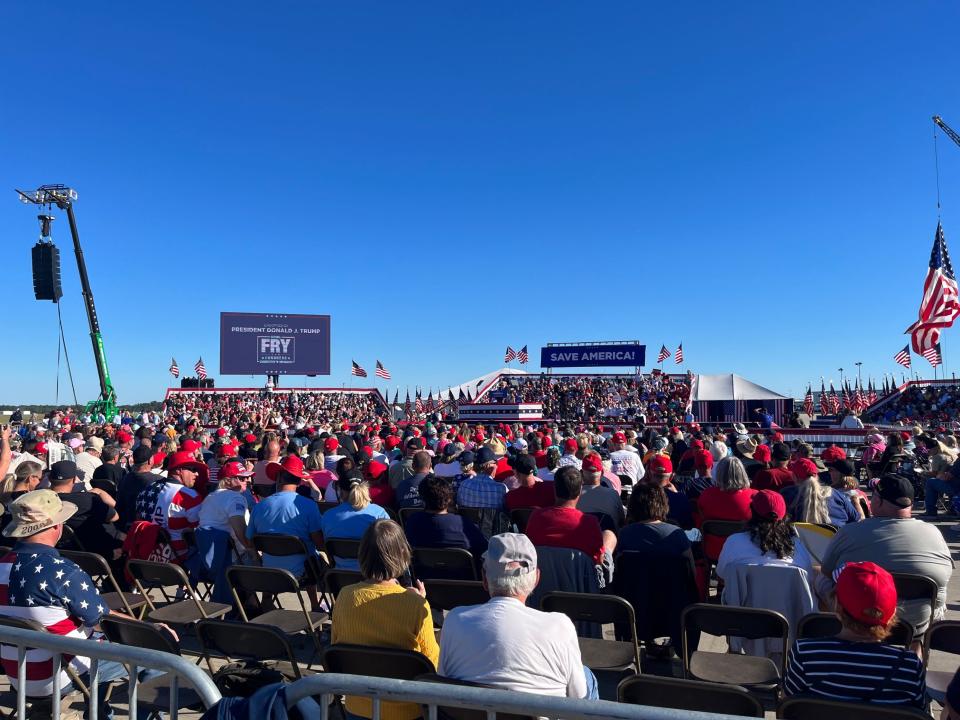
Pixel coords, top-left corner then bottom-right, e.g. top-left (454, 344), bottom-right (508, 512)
top-left (330, 519), bottom-right (439, 720)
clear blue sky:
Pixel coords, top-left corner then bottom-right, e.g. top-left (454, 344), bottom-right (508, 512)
top-left (2, 2), bottom-right (960, 404)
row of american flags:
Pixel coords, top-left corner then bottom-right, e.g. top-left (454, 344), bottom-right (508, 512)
top-left (802, 379), bottom-right (881, 417)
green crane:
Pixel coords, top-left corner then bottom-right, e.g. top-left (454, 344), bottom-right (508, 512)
top-left (16, 185), bottom-right (118, 420)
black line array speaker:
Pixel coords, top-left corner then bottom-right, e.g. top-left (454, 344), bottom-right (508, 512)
top-left (31, 241), bottom-right (63, 302)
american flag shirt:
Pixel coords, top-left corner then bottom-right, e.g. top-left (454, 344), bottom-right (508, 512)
top-left (0, 543), bottom-right (105, 695)
top-left (136, 479), bottom-right (202, 558)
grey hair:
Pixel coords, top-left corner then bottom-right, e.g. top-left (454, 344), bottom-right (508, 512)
top-left (794, 476), bottom-right (833, 525)
top-left (716, 457), bottom-right (751, 491)
top-left (485, 567), bottom-right (538, 598)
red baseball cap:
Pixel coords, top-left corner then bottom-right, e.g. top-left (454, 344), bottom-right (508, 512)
top-left (217, 442), bottom-right (237, 458)
top-left (216, 428), bottom-right (227, 437)
top-left (563, 438), bottom-right (578, 452)
top-left (116, 431), bottom-right (133, 444)
top-left (648, 455), bottom-right (673, 475)
top-left (244, 433), bottom-right (257, 444)
top-left (753, 444), bottom-right (771, 463)
top-left (581, 453), bottom-right (603, 473)
top-left (167, 450), bottom-right (207, 474)
top-left (751, 489), bottom-right (786, 520)
top-left (792, 458), bottom-right (820, 480)
top-left (219, 460), bottom-right (254, 480)
top-left (612, 431), bottom-right (627, 444)
top-left (690, 439), bottom-right (704, 450)
top-left (384, 436), bottom-right (400, 449)
top-left (266, 455), bottom-right (310, 482)
top-left (820, 445), bottom-right (847, 463)
top-left (182, 439), bottom-right (202, 453)
top-left (836, 561), bottom-right (897, 626)
top-left (324, 437), bottom-right (339, 452)
top-left (364, 460), bottom-right (388, 481)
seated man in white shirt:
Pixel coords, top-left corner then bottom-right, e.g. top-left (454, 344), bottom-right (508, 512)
top-left (438, 533), bottom-right (598, 699)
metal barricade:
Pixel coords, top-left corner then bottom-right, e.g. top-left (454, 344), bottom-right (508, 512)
top-left (0, 624), bottom-right (221, 720)
top-left (284, 673), bottom-right (759, 720)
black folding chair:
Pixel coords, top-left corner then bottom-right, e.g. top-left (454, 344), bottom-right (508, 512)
top-left (891, 572), bottom-right (939, 638)
top-left (197, 619), bottom-right (303, 681)
top-left (412, 547), bottom-right (477, 581)
top-left (225, 566), bottom-right (328, 663)
top-left (252, 533), bottom-right (330, 603)
top-left (100, 615), bottom-right (207, 708)
top-left (324, 537), bottom-right (361, 568)
top-left (798, 612), bottom-right (913, 648)
top-left (55, 524), bottom-right (85, 552)
top-left (398, 507), bottom-right (421, 528)
top-left (540, 591), bottom-right (641, 673)
top-left (126, 559), bottom-right (231, 627)
top-left (324, 568), bottom-right (363, 605)
top-left (508, 507), bottom-right (534, 532)
top-left (923, 620), bottom-right (960, 703)
top-left (777, 696), bottom-right (931, 719)
top-left (423, 580), bottom-right (489, 612)
top-left (681, 604), bottom-right (788, 692)
top-left (618, 675), bottom-right (764, 717)
top-left (415, 674), bottom-right (535, 720)
top-left (323, 643), bottom-right (434, 681)
top-left (59, 550), bottom-right (148, 619)
top-left (700, 520), bottom-right (746, 568)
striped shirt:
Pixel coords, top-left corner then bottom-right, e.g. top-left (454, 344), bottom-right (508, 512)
top-left (784, 637), bottom-right (925, 708)
top-left (136, 480), bottom-right (202, 558)
top-left (0, 544), bottom-right (106, 695)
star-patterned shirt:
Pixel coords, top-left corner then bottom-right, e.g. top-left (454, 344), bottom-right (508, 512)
top-left (0, 542), bottom-right (106, 695)
top-left (136, 479), bottom-right (202, 557)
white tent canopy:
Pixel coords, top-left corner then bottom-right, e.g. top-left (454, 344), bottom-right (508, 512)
top-left (691, 374), bottom-right (789, 402)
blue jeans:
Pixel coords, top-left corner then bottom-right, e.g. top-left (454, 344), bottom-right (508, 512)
top-left (923, 477), bottom-right (958, 514)
top-left (583, 665), bottom-right (599, 700)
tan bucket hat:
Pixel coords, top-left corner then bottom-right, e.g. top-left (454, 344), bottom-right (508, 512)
top-left (3, 490), bottom-right (77, 538)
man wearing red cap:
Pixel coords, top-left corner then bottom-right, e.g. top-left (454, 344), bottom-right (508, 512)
top-left (576, 453), bottom-right (625, 529)
top-left (784, 562), bottom-right (925, 708)
top-left (557, 438), bottom-right (582, 470)
top-left (135, 451), bottom-right (207, 559)
top-left (609, 432), bottom-right (644, 484)
top-left (322, 436), bottom-right (344, 472)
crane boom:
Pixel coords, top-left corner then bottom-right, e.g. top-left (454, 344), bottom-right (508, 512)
top-left (934, 115), bottom-right (960, 150)
top-left (16, 185), bottom-right (117, 419)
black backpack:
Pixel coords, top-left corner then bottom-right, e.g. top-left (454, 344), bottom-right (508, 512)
top-left (212, 660), bottom-right (291, 698)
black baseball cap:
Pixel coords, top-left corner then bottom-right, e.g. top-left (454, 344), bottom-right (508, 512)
top-left (771, 442), bottom-right (791, 462)
top-left (49, 461), bottom-right (79, 484)
top-left (828, 458), bottom-right (855, 477)
top-left (875, 473), bottom-right (914, 508)
top-left (512, 454), bottom-right (537, 475)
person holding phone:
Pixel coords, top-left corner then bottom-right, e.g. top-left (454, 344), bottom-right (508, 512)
top-left (331, 519), bottom-right (438, 720)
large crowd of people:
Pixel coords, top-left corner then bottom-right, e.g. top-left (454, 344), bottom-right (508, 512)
top-left (480, 373), bottom-right (692, 423)
top-left (2, 404), bottom-right (960, 717)
top-left (865, 382), bottom-right (960, 427)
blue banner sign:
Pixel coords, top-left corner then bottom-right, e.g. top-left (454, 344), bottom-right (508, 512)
top-left (540, 343), bottom-right (646, 368)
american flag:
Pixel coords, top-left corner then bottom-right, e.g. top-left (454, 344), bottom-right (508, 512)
top-left (853, 383), bottom-right (865, 412)
top-left (868, 380), bottom-right (878, 406)
top-left (517, 345), bottom-right (529, 364)
top-left (906, 222), bottom-right (960, 353)
top-left (425, 390), bottom-right (434, 413)
top-left (393, 389), bottom-right (399, 405)
top-left (657, 345), bottom-right (670, 363)
top-left (894, 344), bottom-right (912, 369)
top-left (415, 391), bottom-right (424, 414)
top-left (504, 346), bottom-right (517, 363)
top-left (0, 548), bottom-right (104, 695)
top-left (375, 360), bottom-right (391, 380)
top-left (169, 357), bottom-right (180, 378)
top-left (820, 380), bottom-right (830, 416)
top-left (675, 344), bottom-right (684, 364)
top-left (136, 478), bottom-right (201, 558)
top-left (829, 382), bottom-right (841, 414)
top-left (841, 383), bottom-right (852, 411)
top-left (922, 342), bottom-right (943, 368)
top-left (351, 360), bottom-right (367, 377)
top-left (195, 357), bottom-right (207, 380)
top-left (803, 385), bottom-right (814, 416)
top-left (404, 390), bottom-right (412, 416)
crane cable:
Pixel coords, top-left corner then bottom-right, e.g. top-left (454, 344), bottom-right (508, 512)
top-left (935, 123), bottom-right (943, 219)
top-left (55, 299), bottom-right (79, 408)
